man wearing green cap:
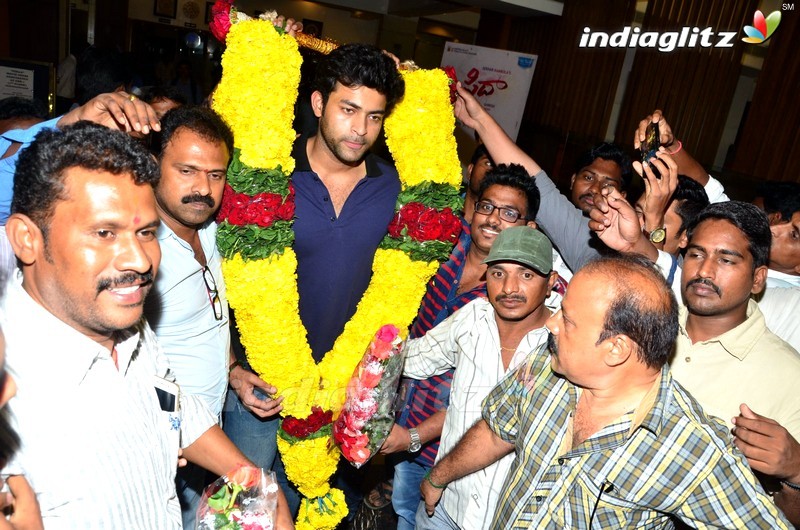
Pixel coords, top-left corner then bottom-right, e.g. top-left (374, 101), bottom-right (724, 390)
top-left (401, 225), bottom-right (558, 529)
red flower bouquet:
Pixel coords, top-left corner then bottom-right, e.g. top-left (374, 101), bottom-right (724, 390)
top-left (333, 325), bottom-right (405, 468)
top-left (197, 466), bottom-right (279, 530)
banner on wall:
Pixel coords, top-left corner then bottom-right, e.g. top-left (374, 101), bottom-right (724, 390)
top-left (441, 42), bottom-right (537, 141)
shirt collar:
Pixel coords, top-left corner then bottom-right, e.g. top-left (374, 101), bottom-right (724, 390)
top-left (156, 218), bottom-right (214, 245)
top-left (292, 136), bottom-right (385, 178)
top-left (767, 268), bottom-right (800, 288)
top-left (678, 300), bottom-right (765, 360)
top-left (629, 366), bottom-right (671, 437)
top-left (6, 273), bottom-right (144, 385)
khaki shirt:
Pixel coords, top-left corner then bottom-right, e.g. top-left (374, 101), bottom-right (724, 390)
top-left (671, 300), bottom-right (800, 439)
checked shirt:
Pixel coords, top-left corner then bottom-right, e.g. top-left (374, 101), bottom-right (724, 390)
top-left (483, 345), bottom-right (790, 529)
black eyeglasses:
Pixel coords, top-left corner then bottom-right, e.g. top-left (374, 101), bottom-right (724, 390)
top-left (202, 266), bottom-right (224, 321)
top-left (474, 201), bottom-right (525, 223)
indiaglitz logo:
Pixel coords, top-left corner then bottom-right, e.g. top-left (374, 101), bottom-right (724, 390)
top-left (742, 10), bottom-right (782, 43)
top-left (578, 27), bottom-right (737, 52)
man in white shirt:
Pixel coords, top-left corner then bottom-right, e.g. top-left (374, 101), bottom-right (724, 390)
top-left (765, 210), bottom-right (800, 288)
top-left (144, 106), bottom-right (280, 528)
top-left (2, 122), bottom-right (292, 529)
top-left (404, 225), bottom-right (557, 529)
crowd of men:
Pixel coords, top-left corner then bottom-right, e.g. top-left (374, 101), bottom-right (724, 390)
top-left (1, 18), bottom-right (800, 530)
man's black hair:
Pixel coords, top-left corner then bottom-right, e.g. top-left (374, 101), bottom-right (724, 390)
top-left (477, 164), bottom-right (540, 220)
top-left (470, 143), bottom-right (494, 166)
top-left (139, 85), bottom-right (188, 106)
top-left (686, 201), bottom-right (771, 270)
top-left (574, 142), bottom-right (632, 189)
top-left (755, 181), bottom-right (800, 222)
top-left (672, 175), bottom-right (709, 236)
top-left (11, 121), bottom-right (159, 238)
top-left (312, 43), bottom-right (404, 116)
top-left (154, 105), bottom-right (234, 159)
top-left (587, 253), bottom-right (678, 369)
top-left (0, 97), bottom-right (48, 121)
top-left (75, 47), bottom-right (130, 105)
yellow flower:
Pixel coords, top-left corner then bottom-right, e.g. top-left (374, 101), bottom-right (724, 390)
top-left (296, 489), bottom-right (348, 530)
top-left (215, 21), bottom-right (460, 530)
top-left (213, 20), bottom-right (301, 172)
top-left (222, 251), bottom-right (318, 418)
top-left (277, 435), bottom-right (340, 499)
top-left (384, 69), bottom-right (462, 188)
top-left (318, 249), bottom-right (438, 413)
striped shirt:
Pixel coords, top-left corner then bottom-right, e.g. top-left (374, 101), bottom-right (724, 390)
top-left (403, 298), bottom-right (549, 528)
top-left (483, 345), bottom-right (791, 529)
top-left (398, 219), bottom-right (484, 467)
top-left (3, 274), bottom-right (216, 529)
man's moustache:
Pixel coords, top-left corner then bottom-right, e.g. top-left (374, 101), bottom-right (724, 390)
top-left (97, 271), bottom-right (154, 293)
top-left (182, 194), bottom-right (215, 208)
top-left (495, 294), bottom-right (527, 303)
top-left (686, 277), bottom-right (721, 295)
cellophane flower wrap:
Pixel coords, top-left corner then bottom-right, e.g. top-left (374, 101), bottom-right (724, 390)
top-left (211, 8), bottom-right (461, 528)
top-left (196, 466), bottom-right (278, 530)
top-left (333, 324), bottom-right (405, 467)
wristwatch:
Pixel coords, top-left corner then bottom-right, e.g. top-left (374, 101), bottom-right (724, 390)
top-left (646, 226), bottom-right (667, 244)
top-left (408, 428), bottom-right (421, 453)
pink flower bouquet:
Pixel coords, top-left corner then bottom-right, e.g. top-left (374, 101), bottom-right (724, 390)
top-left (333, 324), bottom-right (405, 468)
top-left (196, 466), bottom-right (279, 530)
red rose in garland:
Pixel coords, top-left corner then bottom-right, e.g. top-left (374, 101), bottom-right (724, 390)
top-left (209, 0), bottom-right (234, 43)
top-left (276, 197), bottom-right (295, 221)
top-left (414, 207), bottom-right (444, 241)
top-left (440, 208), bottom-right (462, 242)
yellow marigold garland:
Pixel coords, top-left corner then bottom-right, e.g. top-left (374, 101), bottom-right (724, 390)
top-left (276, 435), bottom-right (340, 499)
top-left (384, 68), bottom-right (462, 189)
top-left (317, 250), bottom-right (439, 413)
top-left (296, 488), bottom-right (348, 530)
top-left (213, 20), bottom-right (301, 172)
top-left (221, 251), bottom-right (317, 417)
top-left (212, 13), bottom-right (462, 528)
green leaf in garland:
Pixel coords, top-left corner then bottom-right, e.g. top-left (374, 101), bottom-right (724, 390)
top-left (397, 181), bottom-right (463, 211)
top-left (227, 148), bottom-right (291, 196)
top-left (379, 235), bottom-right (454, 263)
top-left (217, 221), bottom-right (295, 260)
top-left (277, 424), bottom-right (334, 444)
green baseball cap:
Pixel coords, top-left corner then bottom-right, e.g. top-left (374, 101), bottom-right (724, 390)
top-left (482, 225), bottom-right (553, 275)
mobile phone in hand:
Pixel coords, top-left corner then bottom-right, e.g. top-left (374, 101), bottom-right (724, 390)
top-left (640, 122), bottom-right (661, 179)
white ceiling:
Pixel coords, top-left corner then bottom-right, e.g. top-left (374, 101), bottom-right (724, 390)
top-left (316, 0), bottom-right (563, 17)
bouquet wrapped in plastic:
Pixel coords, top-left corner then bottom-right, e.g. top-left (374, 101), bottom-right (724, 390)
top-left (196, 466), bottom-right (279, 530)
top-left (333, 324), bottom-right (405, 467)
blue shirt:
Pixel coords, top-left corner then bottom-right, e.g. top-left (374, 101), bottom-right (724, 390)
top-left (144, 221), bottom-right (230, 417)
top-left (0, 117), bottom-right (60, 224)
top-left (292, 138), bottom-right (401, 362)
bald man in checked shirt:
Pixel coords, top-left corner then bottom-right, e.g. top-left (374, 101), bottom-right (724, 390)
top-left (420, 254), bottom-right (789, 529)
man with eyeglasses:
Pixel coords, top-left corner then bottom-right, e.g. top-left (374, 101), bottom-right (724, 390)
top-left (143, 105), bottom-right (243, 528)
top-left (379, 163), bottom-right (566, 529)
